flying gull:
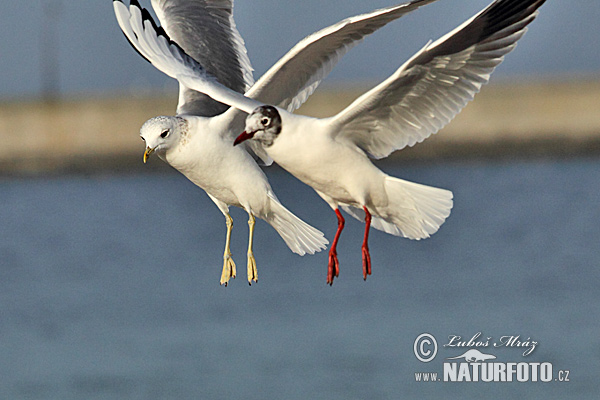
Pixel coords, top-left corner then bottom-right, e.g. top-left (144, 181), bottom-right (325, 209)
top-left (113, 0), bottom-right (441, 284)
top-left (235, 0), bottom-right (546, 284)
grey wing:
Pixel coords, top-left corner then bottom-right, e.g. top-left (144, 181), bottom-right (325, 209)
top-left (244, 0), bottom-right (440, 112)
top-left (151, 0), bottom-right (254, 116)
top-left (114, 0), bottom-right (268, 163)
top-left (331, 0), bottom-right (546, 159)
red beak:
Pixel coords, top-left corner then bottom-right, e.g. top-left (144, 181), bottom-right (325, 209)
top-left (233, 131), bottom-right (254, 146)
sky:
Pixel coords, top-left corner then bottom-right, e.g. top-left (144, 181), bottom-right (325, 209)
top-left (1, 0), bottom-right (598, 100)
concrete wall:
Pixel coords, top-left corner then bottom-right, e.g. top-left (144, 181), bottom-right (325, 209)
top-left (296, 79), bottom-right (600, 160)
top-left (1, 79), bottom-right (599, 174)
top-left (0, 94), bottom-right (175, 173)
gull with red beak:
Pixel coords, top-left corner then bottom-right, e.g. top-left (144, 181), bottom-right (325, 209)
top-left (235, 0), bottom-right (546, 284)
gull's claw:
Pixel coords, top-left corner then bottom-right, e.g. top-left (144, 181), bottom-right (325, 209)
top-left (220, 253), bottom-right (237, 286)
top-left (362, 246), bottom-right (371, 281)
top-left (220, 213), bottom-right (236, 286)
top-left (327, 250), bottom-right (340, 286)
top-left (362, 206), bottom-right (372, 281)
top-left (247, 252), bottom-right (258, 285)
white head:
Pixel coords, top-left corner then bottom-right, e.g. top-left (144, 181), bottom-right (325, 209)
top-left (234, 105), bottom-right (282, 148)
top-left (140, 116), bottom-right (188, 163)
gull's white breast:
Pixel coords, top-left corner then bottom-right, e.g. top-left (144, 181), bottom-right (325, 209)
top-left (268, 113), bottom-right (388, 208)
top-left (165, 117), bottom-right (271, 210)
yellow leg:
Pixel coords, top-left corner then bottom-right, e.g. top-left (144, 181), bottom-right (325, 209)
top-left (247, 213), bottom-right (258, 285)
top-left (220, 213), bottom-right (237, 286)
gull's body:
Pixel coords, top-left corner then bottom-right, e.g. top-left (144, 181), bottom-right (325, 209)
top-left (141, 114), bottom-right (327, 286)
top-left (239, 107), bottom-right (454, 284)
top-left (140, 115), bottom-right (327, 285)
top-left (158, 117), bottom-right (271, 211)
top-left (259, 116), bottom-right (386, 209)
top-left (296, 123), bottom-right (385, 202)
top-left (113, 0), bottom-right (441, 284)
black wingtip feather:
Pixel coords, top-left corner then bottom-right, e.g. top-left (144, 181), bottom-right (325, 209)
top-left (115, 0), bottom-right (151, 64)
top-left (119, 0), bottom-right (205, 73)
top-left (121, 1), bottom-right (179, 61)
top-left (473, 0), bottom-right (546, 44)
top-left (135, 1), bottom-right (189, 58)
top-left (416, 0), bottom-right (546, 63)
top-left (140, 7), bottom-right (157, 30)
top-left (482, 0), bottom-right (546, 35)
top-left (134, 2), bottom-right (170, 45)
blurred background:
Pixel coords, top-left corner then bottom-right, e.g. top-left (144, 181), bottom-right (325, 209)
top-left (1, 1), bottom-right (599, 399)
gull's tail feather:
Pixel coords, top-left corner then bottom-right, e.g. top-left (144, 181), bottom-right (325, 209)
top-left (265, 193), bottom-right (328, 255)
top-left (342, 176), bottom-right (453, 240)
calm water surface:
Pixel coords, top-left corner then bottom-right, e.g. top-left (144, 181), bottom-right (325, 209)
top-left (0, 159), bottom-right (598, 399)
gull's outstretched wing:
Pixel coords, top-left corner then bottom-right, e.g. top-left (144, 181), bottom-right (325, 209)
top-left (150, 0), bottom-right (254, 116)
top-left (114, 0), bottom-right (268, 162)
top-left (245, 0), bottom-right (440, 113)
top-left (330, 0), bottom-right (546, 159)
top-left (113, 0), bottom-right (261, 114)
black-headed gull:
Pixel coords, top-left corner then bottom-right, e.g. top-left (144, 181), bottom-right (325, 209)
top-left (113, 0), bottom-right (440, 284)
top-left (234, 0), bottom-right (547, 284)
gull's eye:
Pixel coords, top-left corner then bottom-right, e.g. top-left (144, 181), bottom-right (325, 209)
top-left (140, 136), bottom-right (145, 142)
top-left (160, 129), bottom-right (170, 139)
top-left (261, 117), bottom-right (270, 126)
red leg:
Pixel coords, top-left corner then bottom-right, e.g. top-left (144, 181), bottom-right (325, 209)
top-left (362, 206), bottom-right (372, 280)
top-left (327, 209), bottom-right (345, 285)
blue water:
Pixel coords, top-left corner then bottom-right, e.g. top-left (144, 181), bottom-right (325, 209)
top-left (0, 159), bottom-right (598, 399)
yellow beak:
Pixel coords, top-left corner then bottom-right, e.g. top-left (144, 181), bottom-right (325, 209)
top-left (143, 146), bottom-right (156, 163)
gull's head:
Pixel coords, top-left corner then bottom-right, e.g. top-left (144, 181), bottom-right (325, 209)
top-left (234, 105), bottom-right (281, 147)
top-left (140, 116), bottom-right (187, 163)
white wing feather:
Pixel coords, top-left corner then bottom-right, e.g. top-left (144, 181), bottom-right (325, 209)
top-left (113, 0), bottom-right (260, 114)
top-left (245, 0), bottom-right (441, 112)
top-left (330, 0), bottom-right (546, 159)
